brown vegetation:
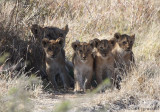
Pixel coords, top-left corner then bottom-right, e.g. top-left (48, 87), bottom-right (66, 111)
top-left (0, 0), bottom-right (160, 112)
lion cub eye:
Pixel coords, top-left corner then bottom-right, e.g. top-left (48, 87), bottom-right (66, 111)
top-left (123, 41), bottom-right (127, 45)
top-left (100, 47), bottom-right (103, 50)
top-left (34, 29), bottom-right (38, 34)
top-left (59, 33), bottom-right (64, 37)
top-left (79, 50), bottom-right (83, 53)
top-left (48, 47), bottom-right (52, 51)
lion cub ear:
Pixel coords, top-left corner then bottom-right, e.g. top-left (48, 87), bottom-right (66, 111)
top-left (108, 39), bottom-right (116, 47)
top-left (31, 24), bottom-right (42, 35)
top-left (92, 38), bottom-right (100, 48)
top-left (89, 40), bottom-right (95, 49)
top-left (62, 24), bottom-right (69, 34)
top-left (114, 32), bottom-right (121, 41)
top-left (56, 37), bottom-right (64, 47)
top-left (42, 38), bottom-right (49, 48)
top-left (131, 34), bottom-right (135, 42)
top-left (72, 41), bottom-right (80, 51)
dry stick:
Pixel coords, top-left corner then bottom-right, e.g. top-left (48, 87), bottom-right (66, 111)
top-left (26, 2), bottom-right (52, 23)
top-left (5, 2), bottom-right (17, 34)
top-left (14, 0), bottom-right (20, 32)
top-left (52, 0), bottom-right (67, 22)
top-left (84, 1), bottom-right (92, 18)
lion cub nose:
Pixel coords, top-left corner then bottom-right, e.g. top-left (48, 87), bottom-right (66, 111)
top-left (82, 56), bottom-right (86, 60)
top-left (127, 47), bottom-right (131, 50)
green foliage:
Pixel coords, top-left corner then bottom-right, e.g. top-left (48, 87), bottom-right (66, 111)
top-left (0, 75), bottom-right (41, 112)
top-left (92, 78), bottom-right (110, 93)
top-left (0, 53), bottom-right (9, 65)
top-left (54, 101), bottom-right (71, 112)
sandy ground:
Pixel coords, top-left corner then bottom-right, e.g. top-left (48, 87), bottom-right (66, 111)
top-left (32, 89), bottom-right (89, 112)
top-left (32, 89), bottom-right (160, 112)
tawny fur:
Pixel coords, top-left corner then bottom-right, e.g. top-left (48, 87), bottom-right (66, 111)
top-left (112, 33), bottom-right (135, 73)
top-left (112, 43), bottom-right (135, 71)
top-left (111, 33), bottom-right (135, 89)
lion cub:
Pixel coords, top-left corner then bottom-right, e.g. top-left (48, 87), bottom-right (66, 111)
top-left (72, 41), bottom-right (94, 92)
top-left (112, 33), bottom-right (135, 72)
top-left (42, 37), bottom-right (70, 89)
top-left (112, 33), bottom-right (135, 89)
top-left (93, 38), bottom-right (115, 88)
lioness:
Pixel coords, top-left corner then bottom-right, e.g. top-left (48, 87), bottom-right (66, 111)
top-left (72, 41), bottom-right (94, 92)
top-left (31, 24), bottom-right (71, 68)
top-left (93, 38), bottom-right (115, 88)
top-left (42, 37), bottom-right (71, 89)
top-left (31, 24), bottom-right (69, 47)
top-left (31, 24), bottom-right (73, 84)
top-left (112, 33), bottom-right (135, 89)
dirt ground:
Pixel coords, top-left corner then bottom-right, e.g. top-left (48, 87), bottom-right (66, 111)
top-left (32, 89), bottom-right (160, 112)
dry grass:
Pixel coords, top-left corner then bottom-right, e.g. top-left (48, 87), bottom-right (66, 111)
top-left (0, 0), bottom-right (160, 112)
top-left (0, 73), bottom-right (42, 112)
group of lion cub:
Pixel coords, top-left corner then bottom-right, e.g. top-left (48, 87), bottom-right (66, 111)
top-left (31, 24), bottom-right (135, 92)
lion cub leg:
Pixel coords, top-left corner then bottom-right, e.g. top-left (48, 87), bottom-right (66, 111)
top-left (74, 70), bottom-right (84, 92)
top-left (96, 69), bottom-right (103, 85)
top-left (107, 71), bottom-right (116, 90)
top-left (60, 68), bottom-right (70, 89)
top-left (96, 68), bottom-right (115, 91)
top-left (84, 71), bottom-right (93, 90)
top-left (48, 73), bottom-right (58, 89)
top-left (52, 75), bottom-right (58, 89)
top-left (74, 69), bottom-right (79, 92)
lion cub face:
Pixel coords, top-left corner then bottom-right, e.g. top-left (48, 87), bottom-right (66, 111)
top-left (93, 38), bottom-right (114, 57)
top-left (72, 41), bottom-right (94, 62)
top-left (114, 33), bottom-right (135, 51)
top-left (42, 37), bottom-right (64, 59)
